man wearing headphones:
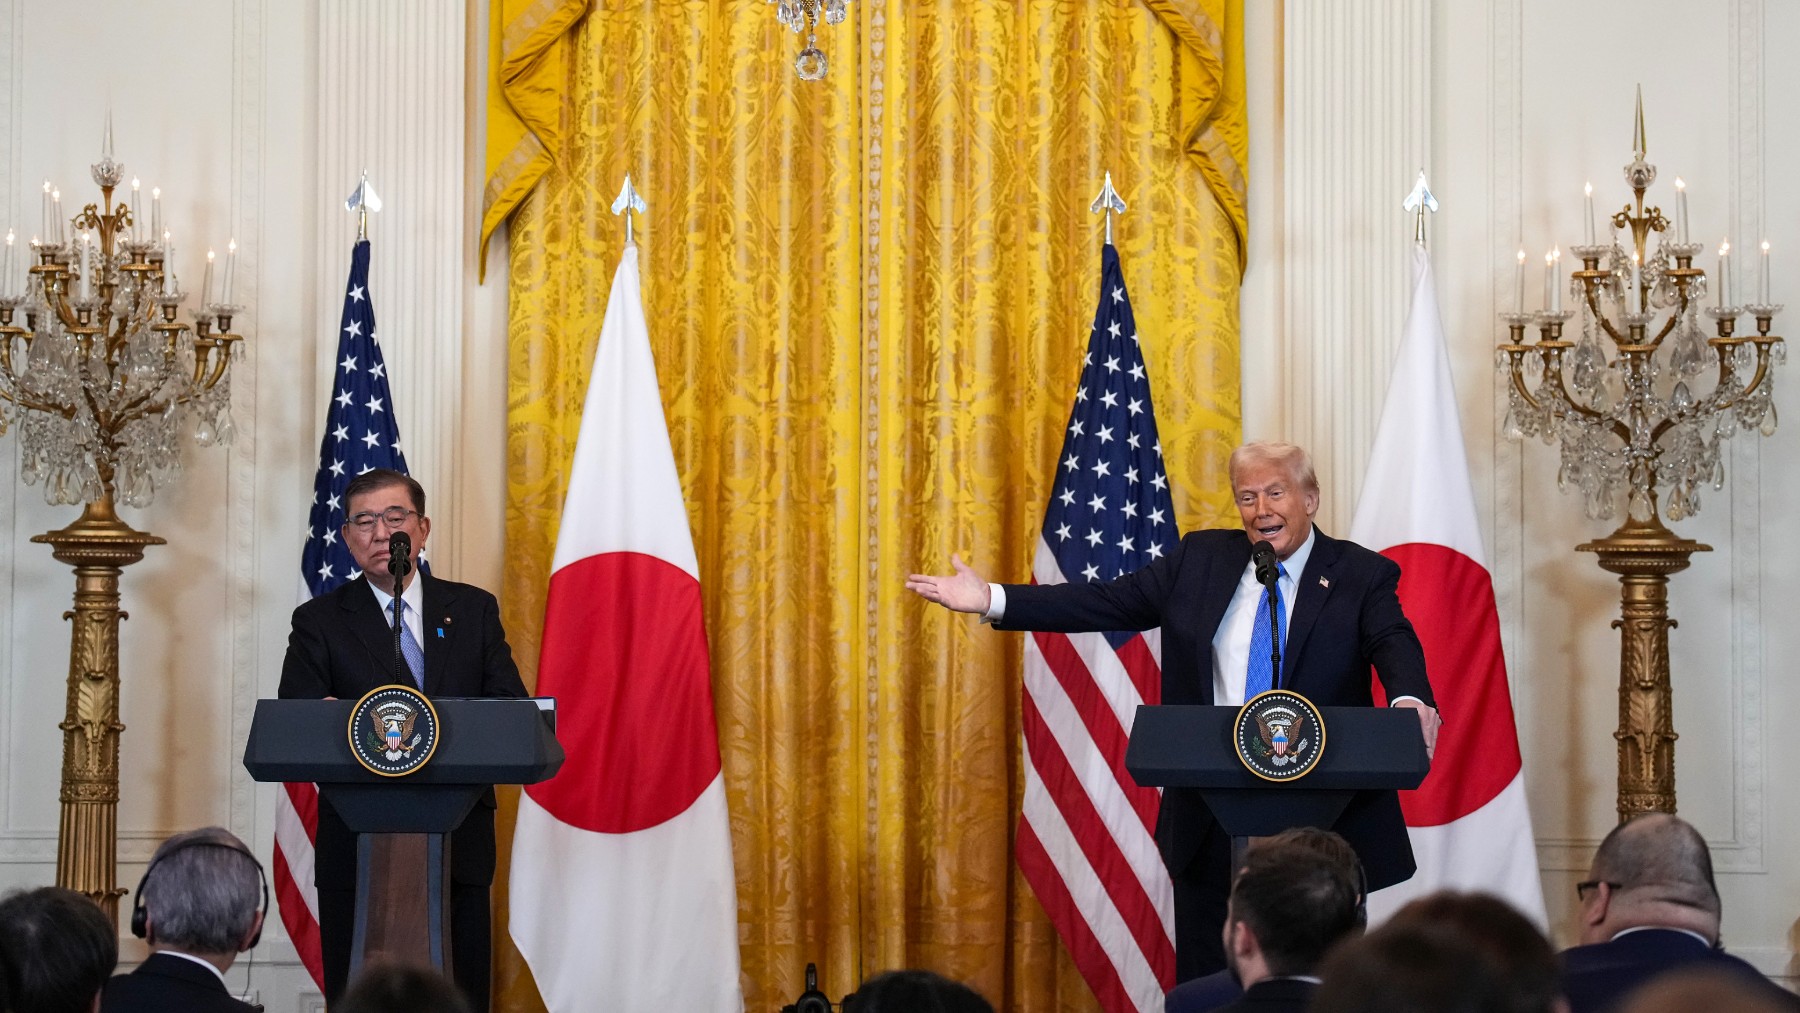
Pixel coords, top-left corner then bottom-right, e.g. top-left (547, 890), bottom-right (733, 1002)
top-left (103, 827), bottom-right (267, 1013)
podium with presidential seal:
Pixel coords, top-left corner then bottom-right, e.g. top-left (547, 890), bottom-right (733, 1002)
top-left (243, 687), bottom-right (563, 981)
top-left (1124, 690), bottom-right (1429, 866)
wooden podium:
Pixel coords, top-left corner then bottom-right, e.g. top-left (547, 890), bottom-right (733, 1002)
top-left (243, 697), bottom-right (563, 978)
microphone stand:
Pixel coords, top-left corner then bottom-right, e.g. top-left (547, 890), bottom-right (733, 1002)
top-left (1264, 579), bottom-right (1282, 690)
top-left (388, 534), bottom-right (413, 686)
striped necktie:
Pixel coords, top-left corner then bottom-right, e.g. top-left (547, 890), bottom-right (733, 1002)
top-left (391, 596), bottom-right (425, 689)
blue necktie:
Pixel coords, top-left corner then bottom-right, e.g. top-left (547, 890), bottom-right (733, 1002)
top-left (1243, 562), bottom-right (1288, 699)
top-left (392, 597), bottom-right (425, 689)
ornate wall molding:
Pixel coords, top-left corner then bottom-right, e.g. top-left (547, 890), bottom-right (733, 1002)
top-left (315, 0), bottom-right (466, 562)
top-left (1281, 0), bottom-right (1432, 528)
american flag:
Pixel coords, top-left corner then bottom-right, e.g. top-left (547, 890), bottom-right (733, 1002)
top-left (1015, 242), bottom-right (1179, 1012)
top-left (274, 238), bottom-right (416, 988)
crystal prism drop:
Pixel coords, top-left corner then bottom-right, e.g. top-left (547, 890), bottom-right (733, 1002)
top-left (1761, 403), bottom-right (1778, 436)
top-left (795, 46), bottom-right (827, 79)
top-left (1627, 487), bottom-right (1653, 522)
top-left (1670, 380), bottom-right (1693, 412)
top-left (825, 0), bottom-right (847, 24)
top-left (1502, 405), bottom-right (1524, 441)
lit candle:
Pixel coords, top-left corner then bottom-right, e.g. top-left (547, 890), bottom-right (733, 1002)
top-left (129, 178), bottom-right (141, 243)
top-left (39, 181), bottom-right (51, 244)
top-left (1543, 251), bottom-right (1554, 310)
top-left (77, 230), bottom-right (91, 301)
top-left (1717, 240), bottom-right (1732, 308)
top-left (161, 232), bottom-right (174, 296)
top-left (1515, 248), bottom-right (1526, 313)
top-left (1631, 251), bottom-right (1642, 305)
top-left (150, 187), bottom-right (162, 243)
top-left (201, 249), bottom-right (215, 306)
top-left (1759, 240), bottom-right (1771, 304)
top-left (2, 229), bottom-right (15, 299)
top-left (1584, 182), bottom-right (1596, 245)
top-left (221, 238), bottom-right (236, 305)
top-left (1674, 178), bottom-right (1689, 244)
top-left (50, 188), bottom-right (63, 246)
top-left (1552, 247), bottom-right (1563, 313)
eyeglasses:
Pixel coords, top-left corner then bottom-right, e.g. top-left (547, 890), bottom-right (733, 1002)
top-left (1575, 880), bottom-right (1623, 901)
top-left (344, 507), bottom-right (419, 533)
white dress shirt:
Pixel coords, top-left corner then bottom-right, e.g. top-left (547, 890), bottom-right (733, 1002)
top-left (366, 573), bottom-right (426, 646)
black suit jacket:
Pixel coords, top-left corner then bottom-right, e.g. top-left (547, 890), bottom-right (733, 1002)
top-left (279, 573), bottom-right (528, 887)
top-left (998, 528), bottom-right (1433, 887)
top-left (1561, 929), bottom-right (1796, 1013)
top-left (101, 952), bottom-right (257, 1013)
top-left (1212, 977), bottom-right (1316, 1013)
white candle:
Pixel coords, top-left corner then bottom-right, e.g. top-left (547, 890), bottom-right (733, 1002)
top-left (50, 189), bottom-right (63, 246)
top-left (161, 232), bottom-right (174, 296)
top-left (150, 187), bottom-right (162, 243)
top-left (1759, 240), bottom-right (1771, 304)
top-left (1515, 249), bottom-right (1526, 313)
top-left (1631, 251), bottom-right (1642, 306)
top-left (129, 178), bottom-right (141, 243)
top-left (77, 230), bottom-right (91, 301)
top-left (221, 238), bottom-right (236, 305)
top-left (1542, 251), bottom-right (1554, 311)
top-left (1717, 240), bottom-right (1732, 308)
top-left (1552, 247), bottom-right (1563, 313)
top-left (1585, 182), bottom-right (1596, 245)
top-left (1674, 178), bottom-right (1689, 244)
top-left (201, 249), bottom-right (215, 306)
top-left (39, 181), bottom-right (51, 245)
top-left (2, 230), bottom-right (15, 300)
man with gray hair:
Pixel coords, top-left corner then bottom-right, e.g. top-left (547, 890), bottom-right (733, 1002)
top-left (1562, 813), bottom-right (1795, 1013)
top-left (102, 827), bottom-right (266, 1013)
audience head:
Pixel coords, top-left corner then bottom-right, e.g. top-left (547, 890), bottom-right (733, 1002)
top-left (1313, 919), bottom-right (1512, 1013)
top-left (1613, 966), bottom-right (1799, 1013)
top-left (1388, 891), bottom-right (1564, 1013)
top-left (1221, 834), bottom-right (1361, 987)
top-left (133, 826), bottom-right (266, 961)
top-left (0, 886), bottom-right (118, 1013)
top-left (1579, 813), bottom-right (1721, 945)
top-left (844, 969), bottom-right (994, 1013)
top-left (336, 961), bottom-right (472, 1013)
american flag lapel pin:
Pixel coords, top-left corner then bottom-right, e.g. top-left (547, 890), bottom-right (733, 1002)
top-left (1318, 576), bottom-right (1331, 589)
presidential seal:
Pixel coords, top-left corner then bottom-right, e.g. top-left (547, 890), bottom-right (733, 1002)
top-left (348, 685), bottom-right (440, 777)
top-left (1234, 689), bottom-right (1326, 782)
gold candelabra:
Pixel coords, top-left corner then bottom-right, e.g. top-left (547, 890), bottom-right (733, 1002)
top-left (1497, 92), bottom-right (1782, 821)
top-left (0, 126), bottom-right (246, 918)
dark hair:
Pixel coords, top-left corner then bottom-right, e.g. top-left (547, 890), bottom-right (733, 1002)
top-left (1257, 826), bottom-right (1367, 928)
top-left (0, 887), bottom-right (118, 1013)
top-left (336, 961), bottom-right (471, 1013)
top-left (343, 468), bottom-right (426, 516)
top-left (1387, 892), bottom-right (1561, 1013)
top-left (1227, 840), bottom-right (1361, 976)
top-left (1312, 920), bottom-right (1511, 1013)
top-left (845, 969), bottom-right (994, 1013)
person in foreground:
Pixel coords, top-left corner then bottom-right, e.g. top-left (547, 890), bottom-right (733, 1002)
top-left (0, 886), bottom-right (117, 1013)
top-left (102, 827), bottom-right (265, 1013)
top-left (1562, 813), bottom-right (1797, 1013)
top-left (336, 962), bottom-right (472, 1013)
top-left (906, 441), bottom-right (1440, 978)
top-left (1207, 835), bottom-right (1361, 1013)
top-left (844, 969), bottom-right (994, 1013)
top-left (279, 468), bottom-right (528, 1011)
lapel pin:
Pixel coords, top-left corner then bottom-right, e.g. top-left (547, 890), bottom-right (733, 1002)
top-left (1318, 576), bottom-right (1331, 588)
top-left (436, 628), bottom-right (445, 638)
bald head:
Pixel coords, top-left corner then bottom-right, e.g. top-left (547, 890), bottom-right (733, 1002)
top-left (1581, 813), bottom-right (1721, 943)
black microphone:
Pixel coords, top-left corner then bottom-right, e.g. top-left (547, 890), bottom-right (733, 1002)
top-left (387, 530), bottom-right (413, 580)
top-left (1252, 539), bottom-right (1278, 587)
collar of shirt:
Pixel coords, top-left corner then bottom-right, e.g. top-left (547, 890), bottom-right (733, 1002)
top-left (1211, 527), bottom-right (1317, 705)
top-left (1611, 925), bottom-right (1713, 947)
top-left (366, 574), bottom-right (425, 643)
top-left (155, 949), bottom-right (229, 988)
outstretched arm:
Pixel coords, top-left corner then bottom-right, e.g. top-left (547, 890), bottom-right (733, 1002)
top-left (904, 553), bottom-right (993, 614)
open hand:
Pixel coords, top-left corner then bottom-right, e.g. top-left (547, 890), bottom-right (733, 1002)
top-left (904, 554), bottom-right (993, 614)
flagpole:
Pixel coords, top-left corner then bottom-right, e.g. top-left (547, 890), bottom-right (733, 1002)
top-left (1090, 171), bottom-right (1126, 246)
top-left (345, 169), bottom-right (383, 241)
top-left (1403, 170), bottom-right (1438, 248)
top-left (612, 174), bottom-right (646, 246)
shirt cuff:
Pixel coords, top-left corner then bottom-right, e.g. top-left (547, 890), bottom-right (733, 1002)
top-left (1389, 695), bottom-right (1427, 709)
top-left (981, 583), bottom-right (1007, 624)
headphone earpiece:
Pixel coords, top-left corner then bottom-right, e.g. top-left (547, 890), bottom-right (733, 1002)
top-left (130, 837), bottom-right (270, 949)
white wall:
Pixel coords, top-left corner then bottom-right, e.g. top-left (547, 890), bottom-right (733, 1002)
top-left (1245, 0), bottom-right (1797, 982)
top-left (0, 2), bottom-right (497, 1010)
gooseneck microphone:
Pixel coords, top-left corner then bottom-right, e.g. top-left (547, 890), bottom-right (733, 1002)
top-left (1251, 539), bottom-right (1282, 688)
top-left (388, 530), bottom-right (413, 580)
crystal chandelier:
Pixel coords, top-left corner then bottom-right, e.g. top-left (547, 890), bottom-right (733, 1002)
top-left (0, 121), bottom-right (247, 920)
top-left (769, 0), bottom-right (849, 80)
top-left (1495, 90), bottom-right (1783, 821)
top-left (0, 129), bottom-right (245, 507)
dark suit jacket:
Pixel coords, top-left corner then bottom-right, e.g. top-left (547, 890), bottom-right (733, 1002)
top-left (1164, 968), bottom-right (1241, 1013)
top-left (1562, 928), bottom-right (1795, 1013)
top-left (998, 528), bottom-right (1433, 887)
top-left (1211, 977), bottom-right (1316, 1013)
top-left (101, 952), bottom-right (257, 1013)
top-left (279, 573), bottom-right (528, 888)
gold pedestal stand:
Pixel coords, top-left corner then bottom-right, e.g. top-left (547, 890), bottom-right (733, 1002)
top-left (31, 496), bottom-right (163, 920)
top-left (1577, 515), bottom-right (1708, 821)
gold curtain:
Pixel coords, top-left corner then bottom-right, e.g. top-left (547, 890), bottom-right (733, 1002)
top-left (490, 2), bottom-right (1244, 1010)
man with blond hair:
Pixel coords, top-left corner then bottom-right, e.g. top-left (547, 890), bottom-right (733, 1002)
top-left (907, 440), bottom-right (1439, 980)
